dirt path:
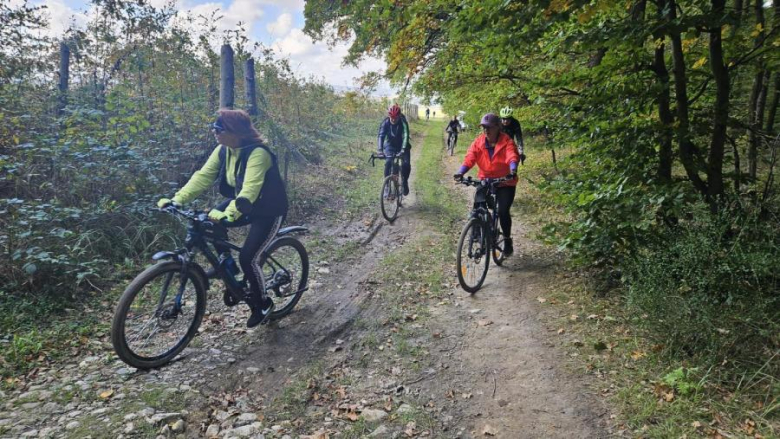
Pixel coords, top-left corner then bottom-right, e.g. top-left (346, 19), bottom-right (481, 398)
top-left (415, 149), bottom-right (611, 438)
top-left (0, 125), bottom-right (612, 439)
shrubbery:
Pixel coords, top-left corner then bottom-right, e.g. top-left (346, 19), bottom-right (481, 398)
top-left (623, 200), bottom-right (780, 366)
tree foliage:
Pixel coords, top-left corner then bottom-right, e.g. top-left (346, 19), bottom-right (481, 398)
top-left (304, 0), bottom-right (780, 368)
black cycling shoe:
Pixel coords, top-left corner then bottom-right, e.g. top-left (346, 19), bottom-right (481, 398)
top-left (503, 238), bottom-right (514, 257)
top-left (403, 181), bottom-right (410, 196)
top-left (246, 295), bottom-right (275, 328)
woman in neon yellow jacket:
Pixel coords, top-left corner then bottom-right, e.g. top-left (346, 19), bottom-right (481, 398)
top-left (158, 109), bottom-right (287, 327)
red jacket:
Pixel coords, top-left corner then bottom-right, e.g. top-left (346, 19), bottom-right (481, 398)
top-left (461, 132), bottom-right (520, 187)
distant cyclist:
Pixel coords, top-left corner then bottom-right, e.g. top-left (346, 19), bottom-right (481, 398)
top-left (453, 113), bottom-right (520, 256)
top-left (499, 107), bottom-right (526, 164)
top-left (446, 116), bottom-right (460, 150)
top-left (377, 104), bottom-right (412, 195)
top-left (425, 108), bottom-right (430, 120)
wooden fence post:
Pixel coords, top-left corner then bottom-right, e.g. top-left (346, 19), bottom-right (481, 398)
top-left (244, 58), bottom-right (258, 116)
top-left (58, 42), bottom-right (70, 116)
top-left (220, 44), bottom-right (234, 109)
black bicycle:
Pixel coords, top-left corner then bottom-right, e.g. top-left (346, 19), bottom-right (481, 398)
top-left (446, 130), bottom-right (458, 156)
top-left (370, 153), bottom-right (405, 222)
top-left (111, 206), bottom-right (309, 369)
top-left (454, 176), bottom-right (513, 293)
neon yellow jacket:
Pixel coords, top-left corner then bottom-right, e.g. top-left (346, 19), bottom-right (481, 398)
top-left (172, 145), bottom-right (271, 221)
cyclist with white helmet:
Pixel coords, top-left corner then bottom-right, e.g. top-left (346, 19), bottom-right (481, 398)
top-left (499, 107), bottom-right (526, 164)
top-left (377, 104), bottom-right (412, 195)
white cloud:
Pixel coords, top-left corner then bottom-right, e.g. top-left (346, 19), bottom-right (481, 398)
top-left (272, 27), bottom-right (390, 94)
top-left (266, 12), bottom-right (292, 37)
top-left (32, 0), bottom-right (90, 37)
top-left (187, 0), bottom-right (265, 34)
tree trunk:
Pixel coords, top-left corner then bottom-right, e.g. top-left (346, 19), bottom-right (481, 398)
top-left (57, 42), bottom-right (70, 117)
top-left (220, 44), bottom-right (235, 109)
top-left (707, 0), bottom-right (729, 200)
top-left (244, 58), bottom-right (258, 116)
top-left (669, 0), bottom-right (708, 195)
top-left (653, 0), bottom-right (673, 182)
top-left (747, 0), bottom-right (766, 179)
top-left (766, 73), bottom-right (780, 134)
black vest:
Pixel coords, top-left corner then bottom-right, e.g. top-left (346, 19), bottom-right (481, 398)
top-left (217, 144), bottom-right (288, 217)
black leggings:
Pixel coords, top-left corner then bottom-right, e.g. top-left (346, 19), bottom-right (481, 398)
top-left (495, 186), bottom-right (516, 238)
top-left (214, 200), bottom-right (282, 299)
top-left (383, 148), bottom-right (411, 186)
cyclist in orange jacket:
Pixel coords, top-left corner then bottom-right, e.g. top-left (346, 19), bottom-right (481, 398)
top-left (454, 113), bottom-right (520, 256)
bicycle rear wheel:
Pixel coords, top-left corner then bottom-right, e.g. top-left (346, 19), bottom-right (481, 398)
top-left (111, 261), bottom-right (206, 369)
top-left (448, 136), bottom-right (456, 156)
top-left (456, 218), bottom-right (490, 293)
top-left (380, 175), bottom-right (401, 222)
top-left (263, 236), bottom-right (309, 320)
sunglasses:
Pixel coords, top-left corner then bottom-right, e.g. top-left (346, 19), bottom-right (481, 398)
top-left (211, 120), bottom-right (225, 134)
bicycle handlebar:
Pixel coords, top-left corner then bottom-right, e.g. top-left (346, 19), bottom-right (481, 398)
top-left (455, 175), bottom-right (514, 187)
top-left (155, 205), bottom-right (216, 226)
top-left (369, 152), bottom-right (403, 167)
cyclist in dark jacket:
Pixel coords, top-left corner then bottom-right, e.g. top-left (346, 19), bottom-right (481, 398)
top-left (499, 107), bottom-right (526, 164)
top-left (446, 116), bottom-right (460, 150)
top-left (377, 104), bottom-right (412, 195)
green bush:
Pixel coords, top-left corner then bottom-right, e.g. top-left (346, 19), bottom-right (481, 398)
top-left (623, 200), bottom-right (780, 365)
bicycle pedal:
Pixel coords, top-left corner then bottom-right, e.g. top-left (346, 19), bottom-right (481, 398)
top-left (223, 290), bottom-right (240, 307)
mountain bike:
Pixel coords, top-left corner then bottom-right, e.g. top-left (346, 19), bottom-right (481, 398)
top-left (370, 152), bottom-right (405, 222)
top-left (454, 176), bottom-right (513, 293)
top-left (111, 206), bottom-right (309, 369)
top-left (446, 131), bottom-right (458, 156)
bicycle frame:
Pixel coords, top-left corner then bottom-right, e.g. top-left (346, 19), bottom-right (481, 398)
top-left (150, 207), bottom-right (309, 312)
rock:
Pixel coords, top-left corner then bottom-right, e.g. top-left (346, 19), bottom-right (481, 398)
top-left (90, 407), bottom-right (109, 415)
top-left (361, 409), bottom-right (388, 423)
top-left (171, 419), bottom-right (185, 433)
top-left (116, 367), bottom-right (136, 376)
top-left (21, 402), bottom-right (41, 410)
top-left (223, 422), bottom-right (263, 437)
top-left (214, 410), bottom-right (232, 422)
top-left (20, 429), bottom-right (38, 438)
top-left (396, 404), bottom-right (414, 414)
top-left (245, 367), bottom-right (260, 374)
top-left (138, 408), bottom-right (155, 417)
top-left (124, 423), bottom-right (135, 434)
top-left (124, 414), bottom-right (137, 422)
top-left (235, 413), bottom-right (258, 426)
top-left (369, 425), bottom-right (391, 437)
top-left (65, 421), bottom-right (79, 430)
top-left (205, 424), bottom-right (220, 437)
top-left (149, 412), bottom-right (182, 425)
top-left (38, 427), bottom-right (55, 438)
top-left (317, 267), bottom-right (330, 274)
top-left (41, 402), bottom-right (61, 414)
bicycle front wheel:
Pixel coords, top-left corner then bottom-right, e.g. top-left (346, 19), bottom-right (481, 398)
top-left (264, 237), bottom-right (309, 320)
top-left (456, 218), bottom-right (490, 293)
top-left (111, 261), bottom-right (207, 369)
top-left (492, 222), bottom-right (506, 266)
top-left (380, 175), bottom-right (401, 222)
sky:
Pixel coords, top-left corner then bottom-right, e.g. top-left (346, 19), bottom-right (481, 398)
top-left (16, 0), bottom-right (393, 95)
